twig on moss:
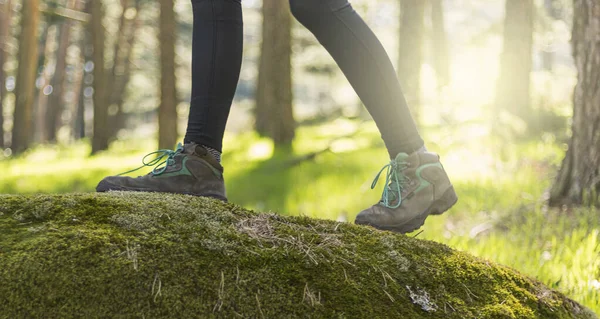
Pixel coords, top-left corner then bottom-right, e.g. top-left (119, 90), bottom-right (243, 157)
top-left (461, 283), bottom-right (480, 302)
top-left (444, 301), bottom-right (456, 313)
top-left (303, 283), bottom-right (322, 307)
top-left (412, 230), bottom-right (424, 238)
top-left (151, 273), bottom-right (162, 302)
top-left (125, 240), bottom-right (139, 271)
top-left (255, 293), bottom-right (264, 319)
top-left (213, 271), bottom-right (225, 312)
top-left (383, 289), bottom-right (396, 303)
top-left (343, 268), bottom-right (349, 283)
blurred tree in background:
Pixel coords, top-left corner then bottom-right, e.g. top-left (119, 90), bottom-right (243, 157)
top-left (45, 0), bottom-right (79, 143)
top-left (0, 0), bottom-right (12, 149)
top-left (397, 0), bottom-right (449, 125)
top-left (12, 0), bottom-right (40, 154)
top-left (90, 0), bottom-right (108, 154)
top-left (158, 0), bottom-right (178, 149)
top-left (429, 0), bottom-right (449, 87)
top-left (255, 0), bottom-right (294, 149)
top-left (397, 0), bottom-right (425, 123)
top-left (493, 0), bottom-right (534, 136)
top-left (74, 0), bottom-right (91, 141)
top-left (107, 0), bottom-right (142, 143)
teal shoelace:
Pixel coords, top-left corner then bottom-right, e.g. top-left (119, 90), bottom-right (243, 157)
top-left (118, 143), bottom-right (184, 177)
top-left (371, 157), bottom-right (410, 209)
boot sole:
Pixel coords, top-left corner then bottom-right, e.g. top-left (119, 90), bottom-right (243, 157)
top-left (358, 186), bottom-right (458, 234)
top-left (96, 180), bottom-right (228, 202)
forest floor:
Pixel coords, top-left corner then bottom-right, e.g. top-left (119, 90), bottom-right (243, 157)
top-left (0, 119), bottom-right (598, 314)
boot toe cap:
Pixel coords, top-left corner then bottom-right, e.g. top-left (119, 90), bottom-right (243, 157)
top-left (96, 176), bottom-right (131, 192)
top-left (355, 207), bottom-right (381, 226)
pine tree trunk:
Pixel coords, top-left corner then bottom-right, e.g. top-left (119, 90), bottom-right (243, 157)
top-left (541, 0), bottom-right (561, 71)
top-left (107, 0), bottom-right (141, 142)
top-left (158, 0), bottom-right (178, 149)
top-left (71, 53), bottom-right (86, 140)
top-left (397, 0), bottom-right (425, 124)
top-left (46, 0), bottom-right (78, 143)
top-left (494, 0), bottom-right (534, 130)
top-left (0, 0), bottom-right (12, 148)
top-left (90, 0), bottom-right (109, 154)
top-left (73, 0), bottom-right (90, 141)
top-left (255, 0), bottom-right (294, 148)
top-left (12, 0), bottom-right (40, 154)
top-left (34, 26), bottom-right (57, 143)
top-left (73, 50), bottom-right (87, 140)
top-left (430, 0), bottom-right (449, 87)
top-left (549, 0), bottom-right (600, 207)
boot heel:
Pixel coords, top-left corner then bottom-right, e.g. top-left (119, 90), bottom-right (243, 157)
top-left (430, 186), bottom-right (458, 215)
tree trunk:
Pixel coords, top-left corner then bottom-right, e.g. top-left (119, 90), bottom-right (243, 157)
top-left (90, 0), bottom-right (109, 154)
top-left (541, 0), bottom-right (562, 71)
top-left (255, 0), bottom-right (295, 148)
top-left (397, 0), bottom-right (425, 124)
top-left (34, 25), bottom-right (57, 143)
top-left (73, 0), bottom-right (91, 141)
top-left (430, 0), bottom-right (449, 87)
top-left (549, 0), bottom-right (600, 207)
top-left (12, 0), bottom-right (41, 154)
top-left (0, 0), bottom-right (13, 148)
top-left (158, 0), bottom-right (178, 149)
top-left (493, 0), bottom-right (534, 131)
top-left (46, 0), bottom-right (78, 143)
top-left (107, 0), bottom-right (141, 142)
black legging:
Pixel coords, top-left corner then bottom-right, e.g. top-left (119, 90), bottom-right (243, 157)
top-left (184, 0), bottom-right (424, 158)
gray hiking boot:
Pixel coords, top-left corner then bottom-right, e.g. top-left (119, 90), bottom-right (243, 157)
top-left (96, 143), bottom-right (227, 201)
top-left (355, 150), bottom-right (457, 233)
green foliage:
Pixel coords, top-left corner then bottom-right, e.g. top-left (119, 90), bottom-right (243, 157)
top-left (0, 193), bottom-right (596, 318)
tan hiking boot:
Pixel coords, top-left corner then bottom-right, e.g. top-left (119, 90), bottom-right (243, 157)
top-left (355, 151), bottom-right (457, 233)
top-left (96, 143), bottom-right (227, 201)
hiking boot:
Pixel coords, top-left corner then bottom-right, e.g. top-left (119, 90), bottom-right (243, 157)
top-left (355, 150), bottom-right (457, 233)
top-left (96, 143), bottom-right (227, 201)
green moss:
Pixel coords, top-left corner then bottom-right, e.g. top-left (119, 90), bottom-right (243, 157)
top-left (0, 193), bottom-right (596, 318)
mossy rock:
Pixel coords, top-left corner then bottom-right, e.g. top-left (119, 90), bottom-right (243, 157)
top-left (0, 193), bottom-right (596, 319)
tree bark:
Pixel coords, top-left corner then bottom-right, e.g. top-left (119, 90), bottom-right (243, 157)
top-left (90, 0), bottom-right (109, 154)
top-left (158, 0), bottom-right (178, 149)
top-left (0, 0), bottom-right (13, 148)
top-left (12, 0), bottom-right (41, 154)
top-left (493, 0), bottom-right (534, 130)
top-left (549, 0), bottom-right (600, 207)
top-left (255, 0), bottom-right (295, 148)
top-left (541, 0), bottom-right (562, 71)
top-left (73, 0), bottom-right (90, 141)
top-left (430, 0), bottom-right (449, 87)
top-left (107, 0), bottom-right (141, 142)
top-left (46, 0), bottom-right (78, 143)
top-left (397, 0), bottom-right (426, 124)
top-left (34, 26), bottom-right (57, 143)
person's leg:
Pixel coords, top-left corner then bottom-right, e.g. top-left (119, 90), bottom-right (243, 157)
top-left (288, 0), bottom-right (456, 233)
top-left (289, 0), bottom-right (423, 158)
top-left (184, 0), bottom-right (244, 160)
top-left (96, 0), bottom-right (243, 200)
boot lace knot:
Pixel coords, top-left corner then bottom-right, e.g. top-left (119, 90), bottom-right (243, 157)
top-left (118, 143), bottom-right (184, 176)
top-left (371, 156), bottom-right (410, 209)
